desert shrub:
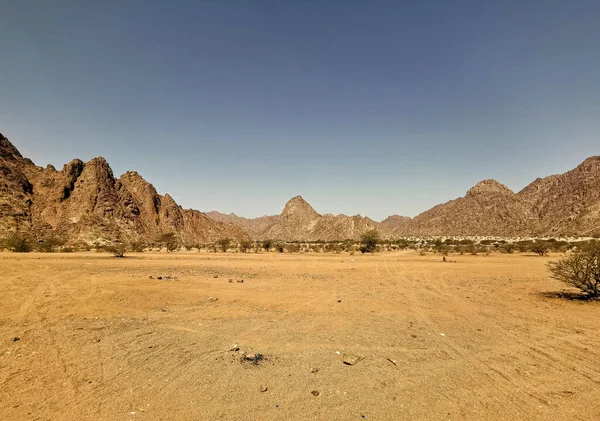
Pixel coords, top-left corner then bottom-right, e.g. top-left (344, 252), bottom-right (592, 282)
top-left (6, 234), bottom-right (32, 253)
top-left (361, 229), bottom-right (380, 253)
top-left (531, 242), bottom-right (550, 256)
top-left (217, 238), bottom-right (231, 252)
top-left (285, 243), bottom-right (300, 253)
top-left (263, 239), bottom-right (273, 252)
top-left (501, 243), bottom-right (516, 254)
top-left (105, 243), bottom-right (126, 258)
top-left (61, 246), bottom-right (74, 253)
top-left (130, 242), bottom-right (146, 252)
top-left (548, 242), bottom-right (600, 298)
top-left (36, 237), bottom-right (65, 252)
top-left (466, 244), bottom-right (478, 255)
top-left (240, 240), bottom-right (252, 253)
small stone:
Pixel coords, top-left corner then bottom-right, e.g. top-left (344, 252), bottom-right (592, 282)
top-left (237, 279), bottom-right (244, 283)
top-left (260, 385), bottom-right (268, 392)
top-left (337, 299), bottom-right (342, 303)
top-left (157, 276), bottom-right (162, 280)
top-left (310, 367), bottom-right (319, 373)
top-left (311, 390), bottom-right (320, 397)
top-left (228, 279), bottom-right (233, 283)
top-left (229, 344), bottom-right (240, 352)
top-left (12, 337), bottom-right (20, 342)
top-left (342, 354), bottom-right (363, 366)
top-left (149, 276), bottom-right (154, 279)
top-left (214, 274), bottom-right (219, 278)
top-left (208, 297), bottom-right (218, 302)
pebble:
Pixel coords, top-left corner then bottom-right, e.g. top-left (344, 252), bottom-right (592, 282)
top-left (260, 385), bottom-right (268, 392)
top-left (229, 344), bottom-right (240, 352)
top-left (12, 337), bottom-right (20, 342)
top-left (214, 274), bottom-right (219, 278)
top-left (310, 367), bottom-right (319, 373)
top-left (311, 390), bottom-right (320, 397)
top-left (208, 297), bottom-right (218, 302)
top-left (342, 354), bottom-right (363, 366)
top-left (237, 279), bottom-right (244, 283)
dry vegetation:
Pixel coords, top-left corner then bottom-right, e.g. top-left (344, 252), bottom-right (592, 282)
top-left (1, 249), bottom-right (599, 420)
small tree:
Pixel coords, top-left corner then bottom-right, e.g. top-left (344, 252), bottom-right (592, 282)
top-left (548, 242), bottom-right (600, 298)
top-left (217, 238), bottom-right (231, 252)
top-left (361, 229), bottom-right (380, 253)
top-left (158, 232), bottom-right (178, 252)
top-left (501, 243), bottom-right (516, 254)
top-left (531, 242), bottom-right (550, 256)
top-left (263, 239), bottom-right (273, 252)
top-left (240, 239), bottom-right (252, 253)
top-left (106, 243), bottom-right (127, 258)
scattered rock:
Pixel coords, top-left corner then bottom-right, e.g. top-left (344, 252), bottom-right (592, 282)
top-left (260, 385), bottom-right (268, 392)
top-left (229, 344), bottom-right (240, 352)
top-left (208, 297), bottom-right (218, 302)
top-left (243, 353), bottom-right (264, 364)
top-left (342, 354), bottom-right (363, 366)
top-left (310, 367), bottom-right (319, 373)
top-left (149, 275), bottom-right (154, 279)
top-left (157, 276), bottom-right (163, 280)
top-left (12, 337), bottom-right (20, 342)
top-left (311, 390), bottom-right (320, 397)
top-left (237, 279), bottom-right (244, 283)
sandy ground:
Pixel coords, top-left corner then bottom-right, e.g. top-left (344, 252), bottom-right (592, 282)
top-left (0, 251), bottom-right (599, 421)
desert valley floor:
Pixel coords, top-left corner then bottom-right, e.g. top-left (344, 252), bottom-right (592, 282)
top-left (1, 251), bottom-right (599, 420)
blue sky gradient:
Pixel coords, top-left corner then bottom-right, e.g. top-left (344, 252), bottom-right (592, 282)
top-left (1, 1), bottom-right (599, 220)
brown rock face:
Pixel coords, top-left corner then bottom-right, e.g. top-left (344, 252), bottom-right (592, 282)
top-left (261, 196), bottom-right (381, 241)
top-left (0, 134), bottom-right (250, 245)
top-left (205, 211), bottom-right (278, 239)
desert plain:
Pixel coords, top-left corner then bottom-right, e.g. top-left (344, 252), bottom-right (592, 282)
top-left (1, 251), bottom-right (599, 421)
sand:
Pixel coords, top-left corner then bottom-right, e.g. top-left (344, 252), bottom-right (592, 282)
top-left (1, 251), bottom-right (599, 420)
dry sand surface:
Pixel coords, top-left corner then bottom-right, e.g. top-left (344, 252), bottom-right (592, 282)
top-left (1, 251), bottom-right (599, 420)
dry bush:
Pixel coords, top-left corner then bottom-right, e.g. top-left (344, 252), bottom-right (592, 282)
top-left (531, 242), bottom-right (550, 256)
top-left (36, 237), bottom-right (65, 252)
top-left (548, 242), bottom-right (600, 298)
top-left (501, 243), bottom-right (516, 254)
top-left (263, 239), bottom-right (273, 252)
top-left (239, 240), bottom-right (252, 253)
top-left (217, 238), bottom-right (231, 252)
top-left (105, 243), bottom-right (126, 258)
top-left (6, 234), bottom-right (32, 253)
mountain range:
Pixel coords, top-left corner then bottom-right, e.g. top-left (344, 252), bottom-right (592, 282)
top-left (1, 132), bottom-right (599, 244)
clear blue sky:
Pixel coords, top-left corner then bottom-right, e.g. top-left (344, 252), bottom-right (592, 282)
top-left (1, 1), bottom-right (599, 220)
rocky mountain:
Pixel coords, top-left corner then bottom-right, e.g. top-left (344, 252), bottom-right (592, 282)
top-left (385, 158), bottom-right (600, 238)
top-left (205, 211), bottom-right (278, 238)
top-left (379, 215), bottom-right (412, 237)
top-left (518, 156), bottom-right (600, 236)
top-left (0, 133), bottom-right (250, 245)
top-left (260, 196), bottom-right (381, 241)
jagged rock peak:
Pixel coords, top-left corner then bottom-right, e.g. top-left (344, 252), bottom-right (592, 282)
top-left (0, 133), bottom-right (23, 159)
top-left (281, 195), bottom-right (318, 215)
top-left (466, 179), bottom-right (514, 197)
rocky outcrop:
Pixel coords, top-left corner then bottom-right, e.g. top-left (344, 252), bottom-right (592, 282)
top-left (205, 211), bottom-right (278, 239)
top-left (0, 134), bottom-right (250, 245)
top-left (261, 196), bottom-right (381, 241)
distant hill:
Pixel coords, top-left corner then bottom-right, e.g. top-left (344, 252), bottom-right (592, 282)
top-left (260, 196), bottom-right (381, 241)
top-left (205, 211), bottom-right (278, 238)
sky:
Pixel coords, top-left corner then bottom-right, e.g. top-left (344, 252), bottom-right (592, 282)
top-left (1, 0), bottom-right (599, 220)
